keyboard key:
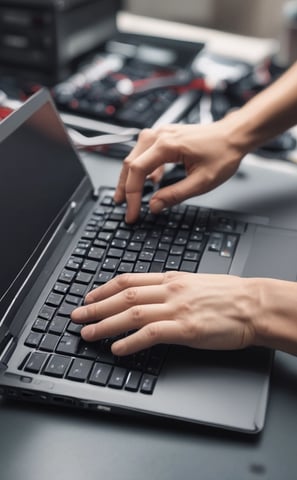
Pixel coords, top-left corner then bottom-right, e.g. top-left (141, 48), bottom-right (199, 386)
top-left (69, 283), bottom-right (88, 297)
top-left (134, 261), bottom-right (150, 273)
top-left (25, 332), bottom-right (43, 348)
top-left (65, 294), bottom-right (81, 306)
top-left (125, 370), bottom-right (142, 392)
top-left (140, 374), bottom-right (157, 394)
top-left (56, 334), bottom-right (80, 355)
top-left (32, 318), bottom-right (49, 333)
top-left (48, 316), bottom-right (68, 335)
top-left (59, 269), bottom-right (76, 284)
top-left (89, 362), bottom-right (112, 386)
top-left (67, 321), bottom-right (82, 335)
top-left (149, 262), bottom-right (164, 273)
top-left (66, 358), bottom-right (93, 382)
top-left (165, 255), bottom-right (181, 270)
top-left (96, 271), bottom-right (113, 283)
top-left (220, 234), bottom-right (238, 258)
top-left (118, 262), bottom-right (134, 273)
top-left (180, 260), bottom-right (197, 273)
top-left (82, 259), bottom-right (99, 273)
top-left (154, 250), bottom-right (167, 262)
top-left (108, 367), bottom-right (128, 389)
top-left (53, 282), bottom-right (69, 295)
top-left (76, 271), bottom-right (92, 284)
top-left (46, 292), bottom-right (63, 307)
top-left (38, 305), bottom-right (55, 321)
top-left (43, 354), bottom-right (71, 378)
top-left (77, 341), bottom-right (99, 359)
top-left (57, 302), bottom-right (75, 317)
top-left (39, 333), bottom-right (59, 352)
top-left (102, 258), bottom-right (119, 271)
top-left (24, 352), bottom-right (47, 373)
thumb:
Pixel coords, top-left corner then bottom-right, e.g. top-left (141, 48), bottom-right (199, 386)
top-left (149, 175), bottom-right (200, 213)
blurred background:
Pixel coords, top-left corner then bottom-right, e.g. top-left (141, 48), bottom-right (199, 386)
top-left (125, 0), bottom-right (286, 39)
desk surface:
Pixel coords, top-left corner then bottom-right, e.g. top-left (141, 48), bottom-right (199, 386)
top-left (1, 13), bottom-right (297, 480)
top-left (1, 152), bottom-right (297, 480)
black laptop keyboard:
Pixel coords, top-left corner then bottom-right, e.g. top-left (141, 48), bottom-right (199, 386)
top-left (20, 193), bottom-right (246, 394)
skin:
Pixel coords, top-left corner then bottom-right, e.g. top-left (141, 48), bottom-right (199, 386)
top-left (71, 62), bottom-right (297, 357)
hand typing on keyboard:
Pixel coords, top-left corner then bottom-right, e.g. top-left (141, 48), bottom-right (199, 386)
top-left (113, 121), bottom-right (244, 224)
top-left (71, 271), bottom-right (258, 356)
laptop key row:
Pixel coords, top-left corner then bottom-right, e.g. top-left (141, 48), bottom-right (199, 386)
top-left (22, 351), bottom-right (157, 393)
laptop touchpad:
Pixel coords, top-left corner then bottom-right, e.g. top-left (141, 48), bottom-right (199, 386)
top-left (240, 226), bottom-right (297, 281)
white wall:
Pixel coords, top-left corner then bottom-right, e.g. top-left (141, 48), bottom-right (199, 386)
top-left (124, 0), bottom-right (286, 39)
top-left (124, 0), bottom-right (215, 26)
top-left (213, 0), bottom-right (285, 38)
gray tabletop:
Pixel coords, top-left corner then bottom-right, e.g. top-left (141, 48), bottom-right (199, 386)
top-left (1, 152), bottom-right (297, 480)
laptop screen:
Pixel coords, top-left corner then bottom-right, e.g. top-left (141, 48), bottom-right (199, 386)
top-left (0, 92), bottom-right (87, 321)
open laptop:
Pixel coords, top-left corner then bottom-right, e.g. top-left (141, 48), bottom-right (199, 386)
top-left (1, 89), bottom-right (296, 434)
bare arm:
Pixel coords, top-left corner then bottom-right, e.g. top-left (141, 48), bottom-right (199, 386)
top-left (227, 61), bottom-right (297, 151)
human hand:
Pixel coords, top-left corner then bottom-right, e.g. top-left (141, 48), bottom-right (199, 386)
top-left (71, 271), bottom-right (258, 356)
top-left (114, 120), bottom-right (245, 223)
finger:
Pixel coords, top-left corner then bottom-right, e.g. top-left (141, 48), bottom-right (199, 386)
top-left (80, 303), bottom-right (171, 342)
top-left (114, 129), bottom-right (157, 204)
top-left (149, 170), bottom-right (207, 213)
top-left (84, 272), bottom-right (165, 303)
top-left (111, 321), bottom-right (185, 356)
top-left (147, 165), bottom-right (165, 183)
top-left (124, 144), bottom-right (181, 223)
top-left (71, 283), bottom-right (166, 324)
top-left (113, 161), bottom-right (130, 204)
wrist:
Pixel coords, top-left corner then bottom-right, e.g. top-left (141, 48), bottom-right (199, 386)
top-left (251, 278), bottom-right (297, 355)
top-left (220, 108), bottom-right (263, 157)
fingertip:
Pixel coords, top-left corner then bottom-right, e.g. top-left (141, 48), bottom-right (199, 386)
top-left (71, 306), bottom-right (85, 322)
top-left (84, 291), bottom-right (95, 304)
top-left (111, 340), bottom-right (126, 356)
top-left (81, 325), bottom-right (95, 341)
top-left (124, 212), bottom-right (137, 224)
top-left (150, 198), bottom-right (166, 214)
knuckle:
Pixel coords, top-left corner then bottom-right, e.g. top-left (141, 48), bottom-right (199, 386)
top-left (166, 278), bottom-right (184, 295)
top-left (144, 323), bottom-right (160, 342)
top-left (129, 160), bottom-right (145, 177)
top-left (138, 127), bottom-right (153, 142)
top-left (130, 305), bottom-right (143, 326)
top-left (123, 155), bottom-right (132, 168)
top-left (163, 271), bottom-right (178, 282)
top-left (115, 273), bottom-right (132, 290)
top-left (123, 287), bottom-right (137, 305)
top-left (183, 318), bottom-right (197, 340)
top-left (168, 185), bottom-right (182, 205)
top-left (86, 303), bottom-right (100, 320)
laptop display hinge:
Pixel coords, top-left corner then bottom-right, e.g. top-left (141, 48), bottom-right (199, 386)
top-left (0, 331), bottom-right (17, 373)
top-left (62, 201), bottom-right (78, 231)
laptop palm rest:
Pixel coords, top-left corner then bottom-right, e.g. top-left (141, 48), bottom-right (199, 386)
top-left (151, 346), bottom-right (271, 433)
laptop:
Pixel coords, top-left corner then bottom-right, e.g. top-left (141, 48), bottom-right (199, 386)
top-left (1, 89), bottom-right (296, 434)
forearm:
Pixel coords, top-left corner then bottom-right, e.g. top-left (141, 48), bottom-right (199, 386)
top-left (253, 277), bottom-right (297, 356)
top-left (223, 62), bottom-right (297, 154)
